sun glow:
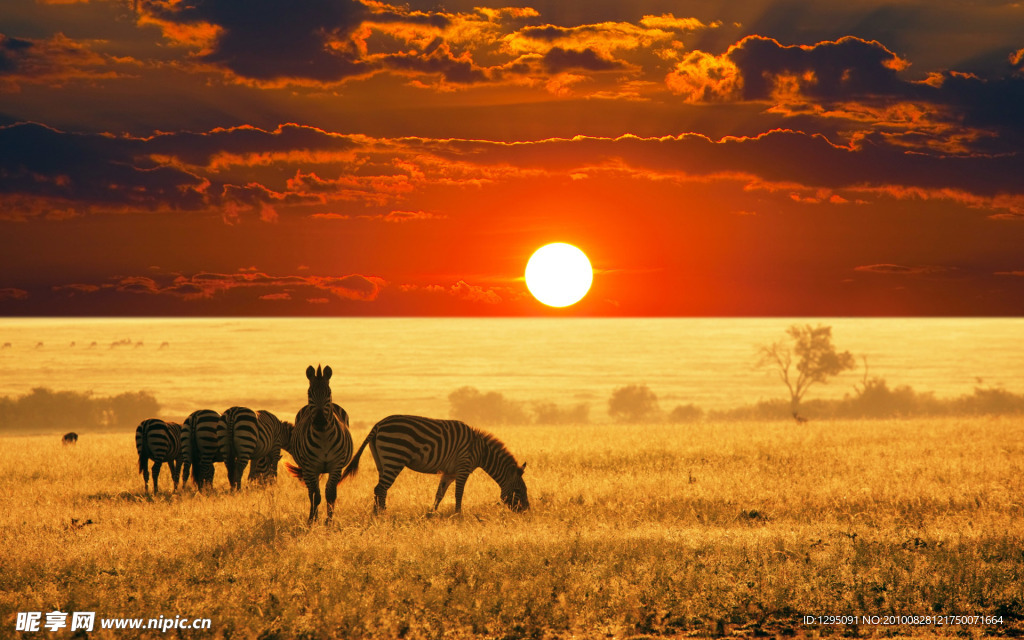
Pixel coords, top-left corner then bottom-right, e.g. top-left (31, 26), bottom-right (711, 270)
top-left (525, 243), bottom-right (593, 308)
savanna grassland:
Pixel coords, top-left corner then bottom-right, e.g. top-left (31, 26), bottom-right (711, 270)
top-left (1, 418), bottom-right (1022, 639)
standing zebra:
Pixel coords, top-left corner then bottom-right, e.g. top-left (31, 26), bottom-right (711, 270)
top-left (219, 406), bottom-right (259, 491)
top-left (182, 409), bottom-right (226, 490)
top-left (340, 415), bottom-right (529, 514)
top-left (135, 418), bottom-right (183, 494)
top-left (234, 409), bottom-right (292, 485)
top-left (287, 365), bottom-right (353, 524)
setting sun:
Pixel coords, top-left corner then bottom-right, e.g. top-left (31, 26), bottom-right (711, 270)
top-left (525, 243), bottom-right (593, 308)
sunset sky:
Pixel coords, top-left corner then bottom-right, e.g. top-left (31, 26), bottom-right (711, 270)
top-left (2, 0), bottom-right (1023, 316)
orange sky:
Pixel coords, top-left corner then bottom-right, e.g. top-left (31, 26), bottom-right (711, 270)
top-left (2, 0), bottom-right (1024, 315)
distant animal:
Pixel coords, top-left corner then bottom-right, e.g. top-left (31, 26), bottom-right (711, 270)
top-left (341, 415), bottom-right (529, 514)
top-left (35, 342), bottom-right (43, 349)
top-left (182, 409), bottom-right (226, 490)
top-left (69, 341), bottom-right (76, 347)
top-left (238, 410), bottom-right (293, 484)
top-left (159, 341), bottom-right (170, 350)
top-left (220, 406), bottom-right (259, 491)
top-left (135, 418), bottom-right (183, 494)
top-left (62, 432), bottom-right (78, 446)
top-left (793, 411), bottom-right (809, 423)
top-left (87, 342), bottom-right (97, 349)
top-left (286, 365), bottom-right (353, 524)
top-left (134, 341), bottom-right (144, 348)
top-left (1, 342), bottom-right (11, 349)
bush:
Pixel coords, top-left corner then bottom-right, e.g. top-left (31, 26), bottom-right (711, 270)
top-left (533, 401), bottom-right (590, 425)
top-left (448, 386), bottom-right (529, 425)
top-left (608, 385), bottom-right (661, 423)
top-left (0, 387), bottom-right (161, 433)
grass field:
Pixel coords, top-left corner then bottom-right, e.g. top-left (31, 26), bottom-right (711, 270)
top-left (1, 417), bottom-right (1022, 639)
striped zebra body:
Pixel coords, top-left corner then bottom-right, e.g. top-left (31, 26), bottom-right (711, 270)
top-left (220, 406), bottom-right (258, 491)
top-left (183, 409), bottom-right (225, 490)
top-left (288, 365), bottom-right (353, 523)
top-left (340, 415), bottom-right (529, 514)
top-left (135, 418), bottom-right (183, 494)
top-left (238, 409), bottom-right (292, 484)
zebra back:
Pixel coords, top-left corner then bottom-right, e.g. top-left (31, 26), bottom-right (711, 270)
top-left (184, 409), bottom-right (221, 487)
top-left (135, 418), bottom-right (182, 465)
top-left (221, 406), bottom-right (258, 489)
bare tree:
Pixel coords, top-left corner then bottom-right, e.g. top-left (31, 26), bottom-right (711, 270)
top-left (757, 324), bottom-right (855, 419)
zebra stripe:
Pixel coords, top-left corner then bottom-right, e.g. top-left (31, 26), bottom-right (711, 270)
top-left (220, 406), bottom-right (258, 491)
top-left (287, 365), bottom-right (353, 523)
top-left (237, 409), bottom-right (292, 484)
top-left (183, 409), bottom-right (225, 490)
top-left (135, 418), bottom-right (183, 494)
top-left (340, 414), bottom-right (529, 514)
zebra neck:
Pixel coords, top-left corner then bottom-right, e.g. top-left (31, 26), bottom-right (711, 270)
top-left (477, 438), bottom-right (517, 488)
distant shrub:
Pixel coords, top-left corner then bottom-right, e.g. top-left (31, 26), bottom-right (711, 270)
top-left (668, 403), bottom-right (703, 423)
top-left (533, 401), bottom-right (590, 425)
top-left (0, 387), bottom-right (161, 433)
top-left (448, 386), bottom-right (529, 425)
top-left (608, 384), bottom-right (661, 423)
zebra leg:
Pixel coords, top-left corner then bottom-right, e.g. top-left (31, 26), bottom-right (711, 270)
top-left (152, 461), bottom-right (162, 494)
top-left (141, 458), bottom-right (151, 493)
top-left (171, 460), bottom-right (182, 492)
top-left (233, 458), bottom-right (248, 491)
top-left (453, 471), bottom-right (472, 514)
top-left (324, 470), bottom-right (342, 524)
top-left (304, 473), bottom-right (322, 524)
top-left (373, 464), bottom-right (403, 514)
top-left (433, 473), bottom-right (456, 511)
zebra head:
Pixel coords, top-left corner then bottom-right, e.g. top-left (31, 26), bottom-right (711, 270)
top-left (306, 364), bottom-right (334, 429)
top-left (501, 462), bottom-right (529, 512)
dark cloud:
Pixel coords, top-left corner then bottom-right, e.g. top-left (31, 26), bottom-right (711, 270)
top-left (0, 122), bottom-right (208, 217)
top-left (542, 47), bottom-right (628, 73)
top-left (854, 264), bottom-right (947, 275)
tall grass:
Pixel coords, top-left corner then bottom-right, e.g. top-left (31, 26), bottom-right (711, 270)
top-left (1, 418), bottom-right (1022, 638)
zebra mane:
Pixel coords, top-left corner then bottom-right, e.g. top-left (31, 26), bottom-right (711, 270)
top-left (473, 427), bottom-right (520, 467)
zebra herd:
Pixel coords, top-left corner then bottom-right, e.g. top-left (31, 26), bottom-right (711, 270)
top-left (135, 364), bottom-right (530, 522)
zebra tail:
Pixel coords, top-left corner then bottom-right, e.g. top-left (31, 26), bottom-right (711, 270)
top-left (340, 428), bottom-right (373, 482)
top-left (285, 462), bottom-right (303, 481)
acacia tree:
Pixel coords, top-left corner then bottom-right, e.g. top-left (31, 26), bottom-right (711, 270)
top-left (757, 324), bottom-right (855, 417)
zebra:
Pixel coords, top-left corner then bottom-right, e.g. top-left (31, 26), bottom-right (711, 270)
top-left (232, 409), bottom-right (292, 486)
top-left (286, 365), bottom-right (353, 524)
top-left (182, 409), bottom-right (226, 490)
top-left (135, 418), bottom-right (183, 494)
top-left (340, 415), bottom-right (529, 514)
top-left (62, 432), bottom-right (78, 445)
top-left (219, 406), bottom-right (259, 491)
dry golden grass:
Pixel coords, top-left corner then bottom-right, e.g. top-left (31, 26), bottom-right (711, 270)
top-left (1, 417), bottom-right (1022, 639)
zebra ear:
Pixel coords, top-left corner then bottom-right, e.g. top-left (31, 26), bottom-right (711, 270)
top-left (519, 462), bottom-right (527, 475)
top-left (306, 365), bottom-right (315, 380)
top-left (324, 365), bottom-right (332, 380)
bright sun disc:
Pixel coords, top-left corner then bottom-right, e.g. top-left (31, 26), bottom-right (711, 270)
top-left (525, 243), bottom-right (593, 307)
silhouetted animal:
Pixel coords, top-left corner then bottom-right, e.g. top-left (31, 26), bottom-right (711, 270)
top-left (341, 415), bottom-right (529, 514)
top-left (793, 411), bottom-right (809, 423)
top-left (286, 365), bottom-right (352, 524)
top-left (135, 418), bottom-right (182, 494)
top-left (62, 432), bottom-right (78, 445)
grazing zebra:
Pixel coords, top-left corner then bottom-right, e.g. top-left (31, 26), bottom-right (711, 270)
top-left (232, 409), bottom-right (292, 486)
top-left (62, 432), bottom-right (78, 445)
top-left (340, 415), bottom-right (529, 514)
top-left (135, 418), bottom-right (183, 494)
top-left (286, 365), bottom-right (353, 524)
top-left (182, 409), bottom-right (226, 490)
top-left (219, 406), bottom-right (259, 491)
